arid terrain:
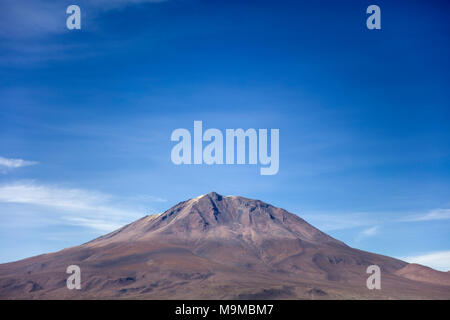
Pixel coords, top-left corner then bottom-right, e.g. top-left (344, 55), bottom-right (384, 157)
top-left (0, 192), bottom-right (449, 299)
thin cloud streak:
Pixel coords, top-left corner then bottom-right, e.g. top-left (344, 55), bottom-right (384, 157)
top-left (0, 181), bottom-right (163, 232)
top-left (401, 209), bottom-right (450, 222)
top-left (0, 156), bottom-right (38, 169)
top-left (302, 212), bottom-right (378, 232)
top-left (355, 226), bottom-right (379, 242)
top-left (360, 226), bottom-right (378, 237)
top-left (0, 0), bottom-right (168, 39)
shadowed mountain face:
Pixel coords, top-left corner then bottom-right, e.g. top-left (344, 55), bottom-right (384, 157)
top-left (1, 192), bottom-right (449, 299)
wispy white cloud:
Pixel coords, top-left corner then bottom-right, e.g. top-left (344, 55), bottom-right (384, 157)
top-left (0, 156), bottom-right (38, 169)
top-left (141, 195), bottom-right (167, 203)
top-left (0, 0), bottom-right (170, 67)
top-left (302, 212), bottom-right (378, 232)
top-left (401, 208), bottom-right (450, 222)
top-left (0, 181), bottom-right (162, 232)
top-left (0, 181), bottom-right (114, 211)
top-left (355, 226), bottom-right (379, 242)
top-left (0, 1), bottom-right (61, 39)
top-left (400, 251), bottom-right (450, 272)
top-left (62, 217), bottom-right (124, 233)
top-left (0, 0), bottom-right (168, 39)
top-left (360, 226), bottom-right (378, 237)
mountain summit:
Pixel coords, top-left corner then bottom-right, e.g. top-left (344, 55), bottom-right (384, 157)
top-left (1, 192), bottom-right (449, 299)
top-left (91, 192), bottom-right (344, 247)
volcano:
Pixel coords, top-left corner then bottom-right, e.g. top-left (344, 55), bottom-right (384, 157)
top-left (0, 192), bottom-right (449, 299)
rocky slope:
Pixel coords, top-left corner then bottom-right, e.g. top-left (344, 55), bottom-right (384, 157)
top-left (1, 192), bottom-right (449, 299)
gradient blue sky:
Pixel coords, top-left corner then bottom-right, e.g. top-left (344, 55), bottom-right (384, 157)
top-left (1, 0), bottom-right (449, 270)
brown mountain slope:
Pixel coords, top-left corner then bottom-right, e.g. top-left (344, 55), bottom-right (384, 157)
top-left (395, 264), bottom-right (450, 286)
top-left (0, 192), bottom-right (449, 299)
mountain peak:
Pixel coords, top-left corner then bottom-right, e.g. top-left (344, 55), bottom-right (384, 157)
top-left (191, 191), bottom-right (223, 202)
top-left (90, 192), bottom-right (345, 248)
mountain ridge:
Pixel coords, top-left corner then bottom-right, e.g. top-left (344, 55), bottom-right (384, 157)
top-left (1, 191), bottom-right (449, 299)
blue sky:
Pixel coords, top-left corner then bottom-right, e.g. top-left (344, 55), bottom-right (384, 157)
top-left (1, 0), bottom-right (449, 270)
